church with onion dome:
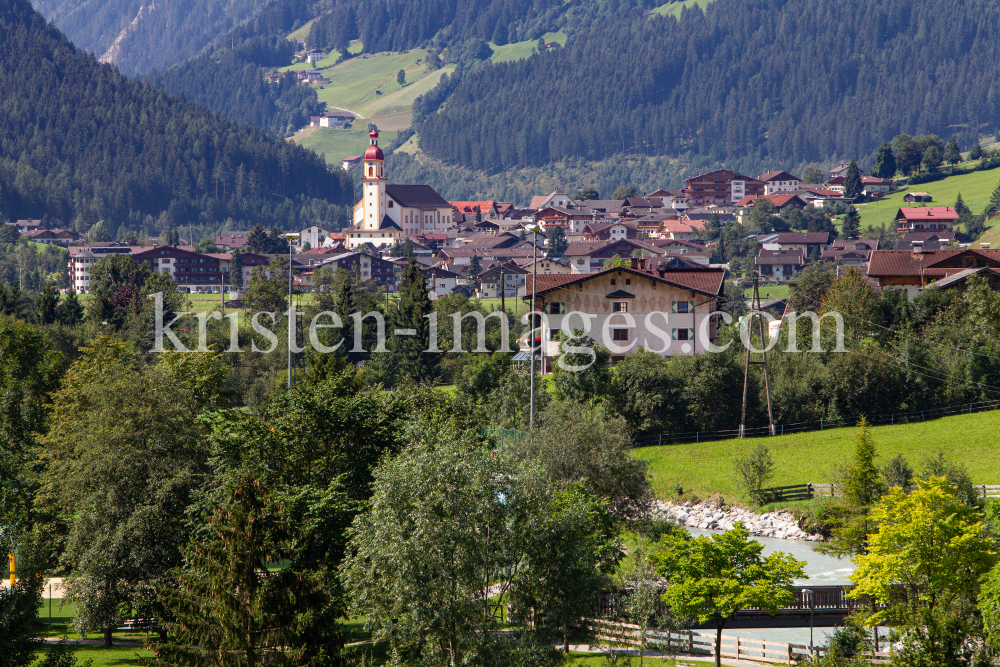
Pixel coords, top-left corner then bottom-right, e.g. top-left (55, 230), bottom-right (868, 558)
top-left (347, 128), bottom-right (456, 248)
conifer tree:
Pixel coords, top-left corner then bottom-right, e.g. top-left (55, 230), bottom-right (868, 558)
top-left (466, 254), bottom-right (482, 285)
top-left (150, 477), bottom-right (333, 667)
top-left (970, 143), bottom-right (984, 160)
top-left (390, 260), bottom-right (440, 383)
top-left (843, 160), bottom-right (862, 199)
top-left (944, 138), bottom-right (962, 165)
top-left (955, 192), bottom-right (971, 217)
top-left (984, 180), bottom-right (1000, 217)
top-left (840, 207), bottom-right (861, 239)
top-left (871, 142), bottom-right (896, 179)
top-left (57, 290), bottom-right (84, 326)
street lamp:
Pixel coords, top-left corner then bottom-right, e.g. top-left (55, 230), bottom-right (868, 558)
top-left (802, 588), bottom-right (815, 654)
top-left (283, 233), bottom-right (300, 390)
top-left (525, 220), bottom-right (542, 430)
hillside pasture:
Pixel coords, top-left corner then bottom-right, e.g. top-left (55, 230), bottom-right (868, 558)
top-left (489, 31), bottom-right (567, 63)
top-left (857, 166), bottom-right (1000, 231)
top-left (651, 0), bottom-right (718, 18)
top-left (293, 127), bottom-right (398, 165)
top-left (634, 410), bottom-right (1000, 501)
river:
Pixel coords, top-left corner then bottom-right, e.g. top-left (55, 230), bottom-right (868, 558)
top-left (686, 528), bottom-right (856, 646)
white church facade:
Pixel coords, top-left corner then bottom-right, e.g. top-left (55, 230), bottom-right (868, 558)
top-left (348, 129), bottom-right (455, 248)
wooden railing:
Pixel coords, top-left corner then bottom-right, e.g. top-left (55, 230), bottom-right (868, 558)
top-left (586, 618), bottom-right (892, 665)
top-left (593, 585), bottom-right (869, 619)
top-left (753, 482), bottom-right (838, 502)
top-left (755, 482), bottom-right (1000, 502)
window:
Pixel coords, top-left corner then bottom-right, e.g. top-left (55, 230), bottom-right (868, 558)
top-left (625, 279), bottom-right (631, 285)
top-left (388, 200), bottom-right (394, 208)
top-left (676, 301), bottom-right (689, 313)
top-left (550, 328), bottom-right (561, 341)
top-left (610, 279), bottom-right (616, 285)
top-left (612, 329), bottom-right (629, 341)
top-left (672, 328), bottom-right (693, 341)
top-left (368, 167), bottom-right (373, 176)
top-left (544, 302), bottom-right (565, 314)
top-left (613, 301), bottom-right (629, 313)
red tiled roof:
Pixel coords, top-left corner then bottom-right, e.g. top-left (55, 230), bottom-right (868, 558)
top-left (895, 207), bottom-right (960, 222)
top-left (867, 249), bottom-right (1000, 277)
top-left (525, 265), bottom-right (724, 298)
top-left (757, 170), bottom-right (800, 182)
top-left (450, 200), bottom-right (496, 213)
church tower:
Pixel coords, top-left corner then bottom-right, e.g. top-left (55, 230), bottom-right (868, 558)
top-left (361, 128), bottom-right (386, 230)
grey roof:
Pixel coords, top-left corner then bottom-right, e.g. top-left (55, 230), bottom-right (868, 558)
top-left (379, 215), bottom-right (403, 231)
top-left (386, 184), bottom-right (451, 209)
top-left (930, 267), bottom-right (1000, 289)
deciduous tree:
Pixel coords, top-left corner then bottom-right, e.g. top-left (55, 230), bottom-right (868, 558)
top-left (41, 339), bottom-right (229, 645)
top-left (654, 523), bottom-right (806, 667)
top-left (848, 477), bottom-right (996, 626)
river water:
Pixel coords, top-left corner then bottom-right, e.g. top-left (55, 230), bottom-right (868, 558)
top-left (686, 528), bottom-right (856, 646)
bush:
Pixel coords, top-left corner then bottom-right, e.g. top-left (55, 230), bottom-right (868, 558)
top-left (733, 442), bottom-right (775, 506)
top-left (883, 453), bottom-right (914, 491)
top-left (922, 452), bottom-right (978, 506)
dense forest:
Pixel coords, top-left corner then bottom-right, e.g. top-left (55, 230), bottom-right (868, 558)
top-left (418, 0), bottom-right (1000, 174)
top-left (147, 37), bottom-right (323, 137)
top-left (0, 0), bottom-right (354, 234)
top-left (29, 0), bottom-right (272, 75)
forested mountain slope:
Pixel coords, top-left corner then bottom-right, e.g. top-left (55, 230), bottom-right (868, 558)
top-left (30, 0), bottom-right (272, 75)
top-left (0, 0), bottom-right (354, 232)
top-left (417, 0), bottom-right (1000, 175)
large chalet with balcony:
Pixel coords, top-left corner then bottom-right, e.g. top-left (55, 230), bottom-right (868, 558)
top-left (522, 257), bottom-right (726, 369)
top-left (684, 169), bottom-right (764, 205)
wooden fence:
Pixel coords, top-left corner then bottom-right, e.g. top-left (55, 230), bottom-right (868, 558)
top-left (755, 482), bottom-right (838, 502)
top-left (593, 585), bottom-right (871, 620)
top-left (586, 618), bottom-right (891, 665)
top-left (757, 483), bottom-right (1000, 502)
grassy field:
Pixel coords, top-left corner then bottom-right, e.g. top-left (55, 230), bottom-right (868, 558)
top-left (856, 166), bottom-right (1000, 231)
top-left (651, 0), bottom-right (717, 18)
top-left (285, 47), bottom-right (455, 158)
top-left (285, 17), bottom-right (317, 43)
top-left (34, 645), bottom-right (153, 667)
top-left (489, 32), bottom-right (567, 64)
top-left (743, 284), bottom-right (790, 301)
top-left (293, 127), bottom-right (398, 165)
top-left (634, 410), bottom-right (1000, 501)
top-left (281, 41), bottom-right (363, 71)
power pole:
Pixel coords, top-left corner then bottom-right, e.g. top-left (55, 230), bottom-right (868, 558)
top-left (740, 272), bottom-right (775, 438)
top-left (529, 229), bottom-right (538, 430)
top-left (500, 264), bottom-right (505, 315)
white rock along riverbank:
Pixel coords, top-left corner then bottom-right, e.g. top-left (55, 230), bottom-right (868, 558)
top-left (652, 500), bottom-right (824, 541)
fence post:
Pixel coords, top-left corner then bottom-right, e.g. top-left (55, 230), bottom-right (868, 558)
top-left (736, 635), bottom-right (740, 660)
top-left (659, 434), bottom-right (662, 447)
top-left (689, 630), bottom-right (694, 655)
top-left (820, 419), bottom-right (823, 431)
top-left (787, 643), bottom-right (793, 665)
top-left (697, 432), bottom-right (699, 443)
